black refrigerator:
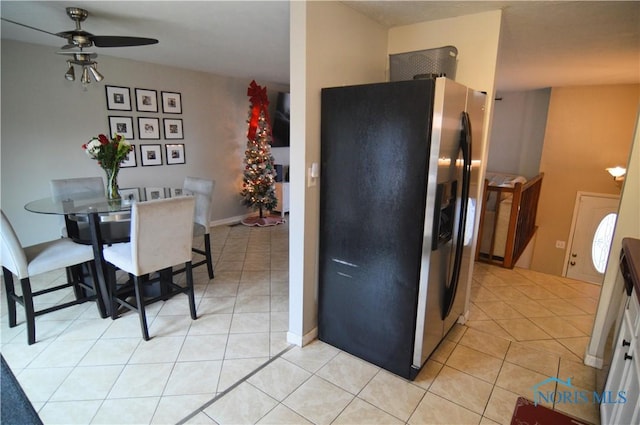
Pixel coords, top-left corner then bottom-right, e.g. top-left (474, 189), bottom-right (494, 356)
top-left (318, 77), bottom-right (484, 380)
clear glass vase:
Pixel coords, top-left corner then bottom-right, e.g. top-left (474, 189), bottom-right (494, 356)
top-left (104, 166), bottom-right (121, 200)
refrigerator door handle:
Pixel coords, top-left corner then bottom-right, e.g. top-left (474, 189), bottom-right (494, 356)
top-left (442, 111), bottom-right (472, 320)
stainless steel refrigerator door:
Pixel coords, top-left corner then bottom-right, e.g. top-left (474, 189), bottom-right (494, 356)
top-left (413, 78), bottom-right (470, 370)
top-left (446, 89), bottom-right (487, 334)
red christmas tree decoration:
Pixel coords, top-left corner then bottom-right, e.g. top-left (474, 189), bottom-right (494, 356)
top-left (240, 80), bottom-right (278, 219)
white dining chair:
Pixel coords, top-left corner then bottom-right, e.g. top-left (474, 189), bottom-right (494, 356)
top-left (1, 210), bottom-right (104, 344)
top-left (102, 196), bottom-right (197, 340)
top-left (183, 176), bottom-right (215, 279)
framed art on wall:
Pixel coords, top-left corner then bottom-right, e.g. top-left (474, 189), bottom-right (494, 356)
top-left (165, 143), bottom-right (185, 165)
top-left (161, 91), bottom-right (182, 114)
top-left (108, 116), bottom-right (135, 139)
top-left (145, 187), bottom-right (166, 200)
top-left (120, 188), bottom-right (140, 203)
top-left (163, 118), bottom-right (184, 139)
top-left (105, 85), bottom-right (132, 111)
top-left (135, 88), bottom-right (158, 112)
top-left (140, 144), bottom-right (163, 166)
top-left (120, 144), bottom-right (137, 168)
top-left (138, 117), bottom-right (160, 139)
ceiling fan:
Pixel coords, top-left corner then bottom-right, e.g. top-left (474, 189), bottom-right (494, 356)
top-left (2, 7), bottom-right (158, 86)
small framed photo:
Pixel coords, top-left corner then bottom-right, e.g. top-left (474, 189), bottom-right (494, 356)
top-left (171, 188), bottom-right (184, 197)
top-left (161, 91), bottom-right (182, 114)
top-left (135, 88), bottom-right (158, 112)
top-left (145, 187), bottom-right (166, 200)
top-left (108, 116), bottom-right (135, 139)
top-left (165, 143), bottom-right (185, 165)
top-left (140, 144), bottom-right (163, 166)
top-left (120, 188), bottom-right (140, 203)
top-left (164, 118), bottom-right (184, 139)
top-left (120, 144), bottom-right (137, 168)
top-left (105, 85), bottom-right (132, 111)
top-left (138, 117), bottom-right (160, 139)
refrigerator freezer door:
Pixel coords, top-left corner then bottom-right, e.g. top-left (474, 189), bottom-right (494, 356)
top-left (319, 79), bottom-right (436, 379)
top-left (413, 78), bottom-right (470, 370)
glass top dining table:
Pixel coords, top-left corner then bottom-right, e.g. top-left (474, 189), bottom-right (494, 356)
top-left (24, 187), bottom-right (189, 318)
top-left (24, 187), bottom-right (187, 217)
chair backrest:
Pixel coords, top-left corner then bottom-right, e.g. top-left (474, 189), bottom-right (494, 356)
top-left (50, 177), bottom-right (104, 200)
top-left (130, 196), bottom-right (196, 275)
top-left (183, 177), bottom-right (215, 232)
top-left (0, 210), bottom-right (28, 279)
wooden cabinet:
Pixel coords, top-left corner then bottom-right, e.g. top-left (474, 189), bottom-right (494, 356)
top-left (273, 182), bottom-right (289, 217)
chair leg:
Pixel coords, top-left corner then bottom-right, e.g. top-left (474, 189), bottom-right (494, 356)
top-left (204, 234), bottom-right (214, 279)
top-left (86, 261), bottom-right (107, 318)
top-left (70, 264), bottom-right (89, 300)
top-left (133, 276), bottom-right (150, 341)
top-left (106, 265), bottom-right (119, 320)
top-left (19, 277), bottom-right (36, 345)
top-left (185, 261), bottom-right (197, 320)
top-left (2, 267), bottom-right (17, 328)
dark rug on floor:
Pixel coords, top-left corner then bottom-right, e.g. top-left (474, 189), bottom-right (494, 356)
top-left (1, 354), bottom-right (43, 425)
top-left (511, 397), bottom-right (592, 425)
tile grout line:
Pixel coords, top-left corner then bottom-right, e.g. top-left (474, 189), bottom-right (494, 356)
top-left (175, 344), bottom-right (295, 425)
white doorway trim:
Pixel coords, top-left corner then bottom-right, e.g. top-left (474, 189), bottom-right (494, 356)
top-left (563, 191), bottom-right (620, 278)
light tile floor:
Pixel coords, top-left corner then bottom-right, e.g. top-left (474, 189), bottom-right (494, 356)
top-left (1, 221), bottom-right (603, 425)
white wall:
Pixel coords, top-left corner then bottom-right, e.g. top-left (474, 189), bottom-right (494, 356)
top-left (1, 40), bottom-right (288, 246)
top-left (288, 1), bottom-right (389, 345)
top-left (488, 89), bottom-right (551, 178)
top-left (586, 109), bottom-right (640, 367)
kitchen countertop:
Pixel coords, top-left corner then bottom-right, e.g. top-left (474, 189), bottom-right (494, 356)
top-left (622, 237), bottom-right (640, 303)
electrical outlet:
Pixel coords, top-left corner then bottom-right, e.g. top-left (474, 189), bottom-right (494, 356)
top-left (555, 240), bottom-right (566, 249)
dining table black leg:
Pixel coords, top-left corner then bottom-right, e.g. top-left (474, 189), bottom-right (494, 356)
top-left (88, 212), bottom-right (110, 318)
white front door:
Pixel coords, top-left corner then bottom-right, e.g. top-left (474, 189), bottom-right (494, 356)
top-left (565, 193), bottom-right (620, 284)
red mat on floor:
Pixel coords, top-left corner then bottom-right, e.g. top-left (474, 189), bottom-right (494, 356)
top-left (241, 215), bottom-right (286, 227)
top-left (511, 397), bottom-right (592, 425)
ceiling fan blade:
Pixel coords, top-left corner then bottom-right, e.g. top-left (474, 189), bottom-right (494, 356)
top-left (0, 17), bottom-right (64, 39)
top-left (91, 36), bottom-right (158, 48)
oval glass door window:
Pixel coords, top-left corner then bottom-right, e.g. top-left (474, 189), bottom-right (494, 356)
top-left (592, 213), bottom-right (617, 273)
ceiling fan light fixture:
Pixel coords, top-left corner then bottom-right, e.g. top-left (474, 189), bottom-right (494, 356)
top-left (88, 64), bottom-right (104, 82)
top-left (81, 66), bottom-right (91, 85)
top-left (64, 61), bottom-right (75, 81)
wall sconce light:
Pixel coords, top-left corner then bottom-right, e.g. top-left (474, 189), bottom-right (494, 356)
top-left (606, 166), bottom-right (626, 182)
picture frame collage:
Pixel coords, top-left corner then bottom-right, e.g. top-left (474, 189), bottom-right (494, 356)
top-left (105, 85), bottom-right (185, 167)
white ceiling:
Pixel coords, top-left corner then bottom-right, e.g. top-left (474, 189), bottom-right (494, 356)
top-left (1, 1), bottom-right (639, 91)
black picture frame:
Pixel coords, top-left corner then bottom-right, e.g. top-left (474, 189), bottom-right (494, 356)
top-left (135, 88), bottom-right (158, 113)
top-left (161, 91), bottom-right (182, 114)
top-left (108, 116), bottom-right (135, 139)
top-left (140, 144), bottom-right (163, 166)
top-left (165, 143), bottom-right (186, 165)
top-left (120, 144), bottom-right (137, 168)
top-left (105, 85), bottom-right (132, 111)
top-left (163, 118), bottom-right (184, 139)
top-left (138, 117), bottom-right (161, 140)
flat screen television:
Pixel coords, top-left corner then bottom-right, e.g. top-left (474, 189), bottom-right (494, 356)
top-left (271, 92), bottom-right (290, 147)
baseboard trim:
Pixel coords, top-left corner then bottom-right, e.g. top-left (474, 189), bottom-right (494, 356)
top-left (583, 352), bottom-right (603, 368)
top-left (287, 327), bottom-right (318, 347)
top-left (210, 214), bottom-right (252, 228)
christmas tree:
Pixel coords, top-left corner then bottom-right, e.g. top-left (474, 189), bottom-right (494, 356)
top-left (241, 80), bottom-right (278, 219)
